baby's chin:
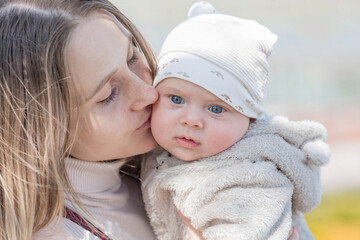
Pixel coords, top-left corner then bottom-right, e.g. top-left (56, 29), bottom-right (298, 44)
top-left (167, 150), bottom-right (201, 162)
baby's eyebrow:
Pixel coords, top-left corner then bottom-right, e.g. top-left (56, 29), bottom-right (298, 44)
top-left (161, 85), bottom-right (182, 92)
top-left (161, 86), bottom-right (186, 96)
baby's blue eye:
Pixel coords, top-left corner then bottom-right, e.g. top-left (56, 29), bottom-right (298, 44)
top-left (170, 95), bottom-right (184, 104)
top-left (209, 105), bottom-right (223, 114)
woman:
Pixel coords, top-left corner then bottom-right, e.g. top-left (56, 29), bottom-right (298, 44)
top-left (0, 0), bottom-right (299, 239)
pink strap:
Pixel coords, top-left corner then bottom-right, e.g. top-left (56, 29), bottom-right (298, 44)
top-left (64, 207), bottom-right (111, 240)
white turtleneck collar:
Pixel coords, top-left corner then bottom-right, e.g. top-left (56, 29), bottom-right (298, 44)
top-left (61, 157), bottom-right (157, 240)
top-left (65, 157), bottom-right (125, 194)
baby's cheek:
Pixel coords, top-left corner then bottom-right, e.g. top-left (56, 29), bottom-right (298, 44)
top-left (208, 134), bottom-right (232, 154)
top-left (206, 127), bottom-right (240, 156)
top-left (151, 109), bottom-right (169, 146)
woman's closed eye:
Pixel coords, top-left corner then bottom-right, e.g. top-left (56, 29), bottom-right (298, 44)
top-left (170, 95), bottom-right (184, 104)
top-left (97, 87), bottom-right (119, 105)
top-left (96, 47), bottom-right (139, 106)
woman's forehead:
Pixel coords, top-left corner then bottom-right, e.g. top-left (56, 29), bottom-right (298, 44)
top-left (99, 9), bottom-right (131, 39)
top-left (66, 13), bottom-right (131, 101)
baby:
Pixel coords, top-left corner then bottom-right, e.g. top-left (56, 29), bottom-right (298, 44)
top-left (141, 2), bottom-right (330, 240)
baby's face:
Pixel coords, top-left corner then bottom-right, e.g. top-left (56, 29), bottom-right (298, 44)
top-left (151, 77), bottom-right (250, 161)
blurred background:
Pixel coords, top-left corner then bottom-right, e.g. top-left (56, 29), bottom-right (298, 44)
top-left (112, 1), bottom-right (360, 239)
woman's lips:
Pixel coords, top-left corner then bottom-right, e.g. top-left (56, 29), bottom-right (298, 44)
top-left (175, 137), bottom-right (200, 148)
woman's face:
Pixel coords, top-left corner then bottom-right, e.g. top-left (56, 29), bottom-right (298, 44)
top-left (66, 12), bottom-right (158, 161)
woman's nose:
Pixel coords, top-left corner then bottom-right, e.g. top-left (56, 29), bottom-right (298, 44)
top-left (180, 109), bottom-right (204, 129)
top-left (129, 78), bottom-right (158, 111)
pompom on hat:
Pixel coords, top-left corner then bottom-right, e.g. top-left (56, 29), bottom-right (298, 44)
top-left (154, 2), bottom-right (278, 118)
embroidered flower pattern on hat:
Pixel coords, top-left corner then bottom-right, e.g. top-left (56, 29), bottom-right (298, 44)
top-left (235, 106), bottom-right (244, 113)
top-left (246, 99), bottom-right (255, 107)
top-left (221, 94), bottom-right (232, 103)
top-left (170, 58), bottom-right (179, 63)
top-left (211, 70), bottom-right (224, 80)
top-left (177, 72), bottom-right (190, 78)
top-left (161, 63), bottom-right (168, 69)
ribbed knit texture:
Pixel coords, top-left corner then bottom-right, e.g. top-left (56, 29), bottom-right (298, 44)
top-left (157, 15), bottom-right (276, 103)
top-left (154, 2), bottom-right (277, 118)
top-left (33, 157), bottom-right (156, 240)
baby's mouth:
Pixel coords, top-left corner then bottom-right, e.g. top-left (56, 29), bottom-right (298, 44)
top-left (175, 136), bottom-right (200, 148)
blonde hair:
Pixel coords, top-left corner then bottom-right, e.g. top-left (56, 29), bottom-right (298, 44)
top-left (0, 1), bottom-right (156, 239)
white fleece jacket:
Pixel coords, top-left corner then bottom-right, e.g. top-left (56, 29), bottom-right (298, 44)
top-left (141, 115), bottom-right (330, 240)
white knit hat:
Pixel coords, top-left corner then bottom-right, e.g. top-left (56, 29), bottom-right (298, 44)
top-left (154, 2), bottom-right (277, 118)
